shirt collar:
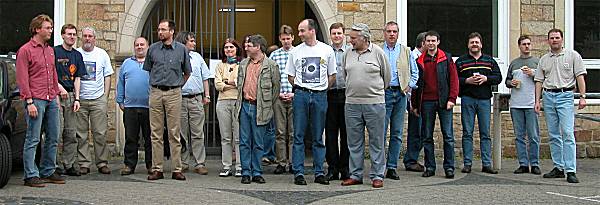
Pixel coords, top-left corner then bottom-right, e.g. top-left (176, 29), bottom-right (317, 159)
top-left (331, 43), bottom-right (348, 52)
top-left (29, 38), bottom-right (48, 48)
top-left (550, 49), bottom-right (565, 57)
top-left (384, 42), bottom-right (399, 51)
top-left (352, 43), bottom-right (373, 53)
top-left (160, 41), bottom-right (176, 49)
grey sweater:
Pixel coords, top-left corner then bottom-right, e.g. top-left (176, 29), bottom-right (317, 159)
top-left (342, 43), bottom-right (391, 104)
top-left (505, 56), bottom-right (539, 108)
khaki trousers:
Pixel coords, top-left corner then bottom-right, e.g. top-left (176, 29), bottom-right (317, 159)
top-left (76, 94), bottom-right (109, 169)
top-left (58, 92), bottom-right (78, 169)
top-left (180, 95), bottom-right (206, 169)
top-left (274, 98), bottom-right (293, 166)
top-left (150, 87), bottom-right (183, 172)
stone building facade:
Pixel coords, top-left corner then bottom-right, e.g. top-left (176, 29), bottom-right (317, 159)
top-left (63, 0), bottom-right (599, 159)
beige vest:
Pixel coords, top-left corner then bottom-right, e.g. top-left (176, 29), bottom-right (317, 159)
top-left (395, 45), bottom-right (412, 90)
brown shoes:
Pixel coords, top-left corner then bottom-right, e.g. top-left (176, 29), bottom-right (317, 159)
top-left (372, 179), bottom-right (384, 188)
top-left (172, 172), bottom-right (186, 180)
top-left (98, 166), bottom-right (111, 174)
top-left (147, 171), bottom-right (164, 180)
top-left (120, 166), bottom-right (134, 176)
top-left (405, 163), bottom-right (425, 172)
top-left (24, 177), bottom-right (46, 187)
top-left (79, 167), bottom-right (90, 175)
top-left (194, 167), bottom-right (208, 175)
top-left (41, 172), bottom-right (66, 184)
top-left (341, 178), bottom-right (363, 186)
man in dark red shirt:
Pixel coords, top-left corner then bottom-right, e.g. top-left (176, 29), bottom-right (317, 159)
top-left (411, 30), bottom-right (459, 179)
top-left (16, 14), bottom-right (64, 187)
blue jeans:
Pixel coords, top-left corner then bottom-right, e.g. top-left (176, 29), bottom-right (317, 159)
top-left (461, 96), bottom-right (492, 167)
top-left (421, 101), bottom-right (455, 171)
top-left (384, 89), bottom-right (407, 169)
top-left (263, 119), bottom-right (276, 161)
top-left (291, 89), bottom-right (327, 177)
top-left (542, 91), bottom-right (576, 172)
top-left (403, 109), bottom-right (422, 166)
top-left (239, 101), bottom-right (267, 177)
top-left (345, 103), bottom-right (386, 181)
top-left (510, 108), bottom-right (540, 167)
top-left (23, 98), bottom-right (60, 179)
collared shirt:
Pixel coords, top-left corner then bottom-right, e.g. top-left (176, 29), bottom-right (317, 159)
top-left (269, 46), bottom-right (294, 93)
top-left (54, 45), bottom-right (86, 91)
top-left (534, 49), bottom-right (586, 89)
top-left (243, 55), bottom-right (265, 101)
top-left (116, 56), bottom-right (150, 108)
top-left (411, 47), bottom-right (422, 59)
top-left (342, 43), bottom-right (391, 104)
top-left (143, 41), bottom-right (192, 87)
top-left (16, 39), bottom-right (59, 101)
top-left (383, 42), bottom-right (419, 88)
top-left (331, 43), bottom-right (350, 89)
top-left (182, 51), bottom-right (210, 95)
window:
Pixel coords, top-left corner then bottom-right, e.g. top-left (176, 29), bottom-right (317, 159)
top-left (574, 0), bottom-right (600, 59)
top-left (0, 0), bottom-right (54, 53)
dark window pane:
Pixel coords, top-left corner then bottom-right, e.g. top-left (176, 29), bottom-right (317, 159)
top-left (574, 0), bottom-right (600, 59)
top-left (0, 0), bottom-right (54, 54)
top-left (408, 0), bottom-right (493, 57)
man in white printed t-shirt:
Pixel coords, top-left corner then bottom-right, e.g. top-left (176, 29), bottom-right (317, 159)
top-left (75, 27), bottom-right (114, 175)
top-left (286, 19), bottom-right (336, 186)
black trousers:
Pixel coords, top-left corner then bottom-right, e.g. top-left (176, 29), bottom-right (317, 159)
top-left (123, 107), bottom-right (152, 170)
top-left (325, 89), bottom-right (349, 177)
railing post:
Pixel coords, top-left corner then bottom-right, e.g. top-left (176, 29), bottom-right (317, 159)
top-left (492, 93), bottom-right (502, 170)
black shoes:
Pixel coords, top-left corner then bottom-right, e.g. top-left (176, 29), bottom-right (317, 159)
top-left (543, 167), bottom-right (565, 178)
top-left (385, 169), bottom-right (400, 180)
top-left (251, 176), bottom-right (266, 184)
top-left (274, 165), bottom-right (286, 175)
top-left (461, 165), bottom-right (471, 173)
top-left (482, 166), bottom-right (498, 174)
top-left (445, 169), bottom-right (455, 179)
top-left (531, 166), bottom-right (541, 175)
top-left (513, 166), bottom-right (529, 174)
top-left (64, 167), bottom-right (81, 176)
top-left (325, 172), bottom-right (339, 181)
top-left (314, 175), bottom-right (330, 185)
top-left (241, 175), bottom-right (251, 184)
top-left (566, 172), bottom-right (579, 183)
top-left (294, 175), bottom-right (307, 185)
top-left (422, 170), bottom-right (435, 177)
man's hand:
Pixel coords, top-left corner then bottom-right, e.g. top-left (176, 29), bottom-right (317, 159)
top-left (27, 104), bottom-right (38, 118)
top-left (534, 101), bottom-right (541, 114)
top-left (59, 87), bottom-right (68, 99)
top-left (477, 75), bottom-right (488, 85)
top-left (446, 101), bottom-right (455, 110)
top-left (118, 103), bottom-right (124, 111)
top-left (202, 97), bottom-right (211, 105)
top-left (402, 87), bottom-right (411, 95)
top-left (465, 76), bottom-right (479, 85)
top-left (73, 101), bottom-right (80, 112)
top-left (579, 98), bottom-right (587, 110)
top-left (522, 67), bottom-right (534, 76)
top-left (511, 79), bottom-right (519, 87)
top-left (411, 108), bottom-right (419, 117)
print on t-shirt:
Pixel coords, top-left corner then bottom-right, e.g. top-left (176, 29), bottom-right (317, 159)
top-left (301, 57), bottom-right (321, 83)
top-left (82, 61), bottom-right (97, 81)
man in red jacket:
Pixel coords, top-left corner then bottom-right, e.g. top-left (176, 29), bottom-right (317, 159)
top-left (411, 30), bottom-right (459, 179)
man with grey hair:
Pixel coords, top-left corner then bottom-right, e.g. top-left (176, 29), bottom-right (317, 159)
top-left (341, 23), bottom-right (391, 188)
top-left (382, 21), bottom-right (419, 180)
top-left (76, 27), bottom-right (114, 175)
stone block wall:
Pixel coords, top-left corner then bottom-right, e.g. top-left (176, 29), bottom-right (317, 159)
top-left (337, 0), bottom-right (386, 45)
top-left (520, 0), bottom-right (556, 58)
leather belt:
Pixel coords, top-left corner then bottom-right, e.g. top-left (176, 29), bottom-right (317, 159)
top-left (544, 87), bottom-right (574, 93)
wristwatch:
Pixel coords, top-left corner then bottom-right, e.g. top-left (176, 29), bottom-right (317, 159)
top-left (580, 94), bottom-right (586, 99)
top-left (205, 95), bottom-right (211, 99)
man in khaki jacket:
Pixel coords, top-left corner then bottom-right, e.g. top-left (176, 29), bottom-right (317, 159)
top-left (235, 34), bottom-right (281, 184)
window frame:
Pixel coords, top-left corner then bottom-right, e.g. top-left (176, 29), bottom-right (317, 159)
top-left (566, 0), bottom-right (600, 69)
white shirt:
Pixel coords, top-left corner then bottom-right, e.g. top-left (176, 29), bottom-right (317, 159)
top-left (285, 41), bottom-right (337, 91)
top-left (76, 46), bottom-right (114, 100)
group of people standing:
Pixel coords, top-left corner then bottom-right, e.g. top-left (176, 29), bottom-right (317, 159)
top-left (16, 13), bottom-right (586, 189)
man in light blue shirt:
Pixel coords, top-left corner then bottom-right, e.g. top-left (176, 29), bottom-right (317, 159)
top-left (116, 37), bottom-right (153, 175)
top-left (381, 21), bottom-right (419, 180)
top-left (175, 31), bottom-right (211, 175)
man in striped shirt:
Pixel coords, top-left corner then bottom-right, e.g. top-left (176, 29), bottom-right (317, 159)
top-left (455, 32), bottom-right (502, 175)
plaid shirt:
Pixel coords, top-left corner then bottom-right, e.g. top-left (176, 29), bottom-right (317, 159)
top-left (269, 46), bottom-right (294, 93)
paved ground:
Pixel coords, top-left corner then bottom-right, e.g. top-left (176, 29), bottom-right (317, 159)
top-left (0, 158), bottom-right (599, 205)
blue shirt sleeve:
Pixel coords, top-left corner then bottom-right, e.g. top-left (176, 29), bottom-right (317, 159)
top-left (200, 57), bottom-right (211, 81)
top-left (116, 60), bottom-right (127, 104)
top-left (408, 52), bottom-right (419, 89)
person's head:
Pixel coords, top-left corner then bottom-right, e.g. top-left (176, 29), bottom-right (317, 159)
top-left (134, 37), bottom-right (149, 58)
top-left (278, 25), bottom-right (294, 50)
top-left (174, 31), bottom-right (196, 51)
top-left (415, 32), bottom-right (427, 49)
top-left (29, 14), bottom-right (53, 41)
top-left (158, 19), bottom-right (176, 42)
top-left (547, 28), bottom-right (564, 51)
top-left (349, 23), bottom-right (371, 50)
top-left (60, 24), bottom-right (78, 48)
top-left (220, 38), bottom-right (243, 63)
top-left (467, 32), bottom-right (482, 55)
top-left (329, 22), bottom-right (345, 46)
top-left (267, 45), bottom-right (279, 56)
top-left (298, 19), bottom-right (317, 43)
top-left (517, 35), bottom-right (532, 56)
top-left (81, 27), bottom-right (97, 52)
top-left (384, 21), bottom-right (399, 45)
top-left (245, 35), bottom-right (267, 57)
top-left (424, 30), bottom-right (441, 53)
top-left (242, 34), bottom-right (252, 57)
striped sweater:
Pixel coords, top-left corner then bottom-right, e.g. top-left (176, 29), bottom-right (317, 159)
top-left (455, 54), bottom-right (502, 99)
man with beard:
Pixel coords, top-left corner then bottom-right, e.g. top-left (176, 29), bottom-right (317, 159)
top-left (54, 24), bottom-right (86, 176)
top-left (455, 32), bottom-right (502, 174)
top-left (116, 37), bottom-right (153, 175)
top-left (286, 19), bottom-right (336, 186)
top-left (76, 27), bottom-right (114, 175)
top-left (144, 19), bottom-right (191, 181)
top-left (17, 14), bottom-right (64, 187)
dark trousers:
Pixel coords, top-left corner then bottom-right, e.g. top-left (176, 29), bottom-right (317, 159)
top-left (325, 89), bottom-right (349, 177)
top-left (123, 107), bottom-right (152, 170)
top-left (403, 110), bottom-right (423, 166)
